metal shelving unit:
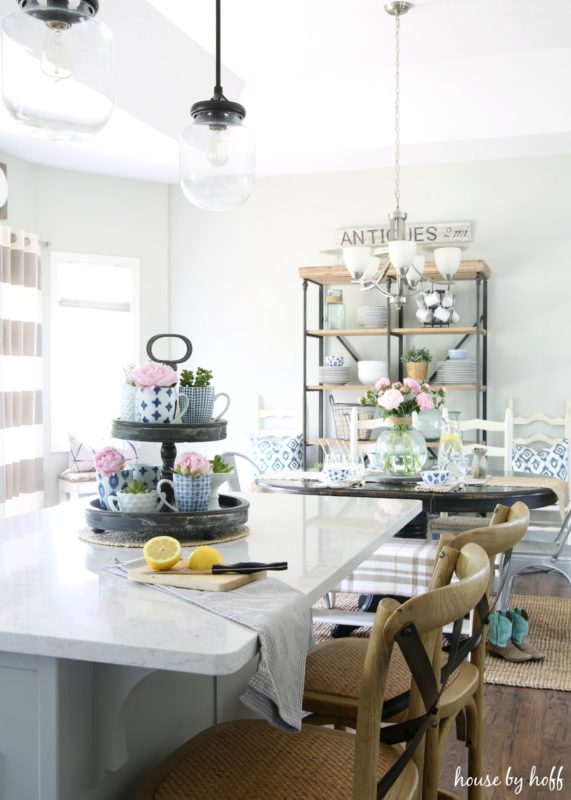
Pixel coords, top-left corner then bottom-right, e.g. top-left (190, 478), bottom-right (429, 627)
top-left (300, 260), bottom-right (490, 466)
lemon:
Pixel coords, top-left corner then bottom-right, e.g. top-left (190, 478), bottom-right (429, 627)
top-left (143, 536), bottom-right (182, 571)
top-left (188, 545), bottom-right (224, 571)
top-left (441, 434), bottom-right (461, 443)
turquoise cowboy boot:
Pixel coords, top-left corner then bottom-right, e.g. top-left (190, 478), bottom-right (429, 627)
top-left (511, 607), bottom-right (545, 661)
top-left (488, 610), bottom-right (533, 662)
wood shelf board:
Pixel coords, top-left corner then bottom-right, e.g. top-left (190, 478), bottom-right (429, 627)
top-left (299, 260), bottom-right (491, 285)
top-left (306, 328), bottom-right (388, 337)
top-left (306, 327), bottom-right (486, 337)
top-left (307, 384), bottom-right (486, 391)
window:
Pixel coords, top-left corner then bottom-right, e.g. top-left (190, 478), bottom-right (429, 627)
top-left (50, 251), bottom-right (140, 452)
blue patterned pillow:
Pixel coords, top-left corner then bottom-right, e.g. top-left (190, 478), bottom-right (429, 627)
top-left (249, 434), bottom-right (304, 474)
top-left (511, 439), bottom-right (568, 480)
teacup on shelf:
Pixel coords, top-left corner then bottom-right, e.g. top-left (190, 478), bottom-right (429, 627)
top-left (325, 355), bottom-right (344, 367)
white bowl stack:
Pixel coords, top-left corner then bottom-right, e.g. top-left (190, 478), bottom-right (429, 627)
top-left (318, 366), bottom-right (352, 385)
top-left (357, 305), bottom-right (388, 328)
top-left (357, 360), bottom-right (388, 385)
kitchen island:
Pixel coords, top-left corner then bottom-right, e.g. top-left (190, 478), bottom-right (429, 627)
top-left (0, 492), bottom-right (420, 800)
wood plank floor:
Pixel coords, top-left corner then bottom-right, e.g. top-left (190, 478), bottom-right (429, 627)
top-left (439, 570), bottom-right (571, 799)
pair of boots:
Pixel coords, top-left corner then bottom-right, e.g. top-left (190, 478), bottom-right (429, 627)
top-left (487, 608), bottom-right (545, 662)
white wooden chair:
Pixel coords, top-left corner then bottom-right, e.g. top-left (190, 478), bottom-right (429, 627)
top-left (255, 396), bottom-right (301, 437)
top-left (508, 398), bottom-right (571, 536)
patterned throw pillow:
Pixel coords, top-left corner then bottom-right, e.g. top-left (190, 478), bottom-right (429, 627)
top-left (511, 439), bottom-right (568, 481)
top-left (68, 433), bottom-right (139, 473)
top-left (249, 434), bottom-right (304, 474)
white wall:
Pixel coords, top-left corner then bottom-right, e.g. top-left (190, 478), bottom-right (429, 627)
top-left (1, 152), bottom-right (170, 504)
top-left (169, 154), bottom-right (571, 460)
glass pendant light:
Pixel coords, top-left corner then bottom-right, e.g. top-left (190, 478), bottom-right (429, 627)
top-left (179, 0), bottom-right (255, 211)
top-left (1, 0), bottom-right (113, 141)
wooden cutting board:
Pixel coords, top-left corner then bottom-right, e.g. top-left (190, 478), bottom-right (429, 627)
top-left (127, 563), bottom-right (267, 592)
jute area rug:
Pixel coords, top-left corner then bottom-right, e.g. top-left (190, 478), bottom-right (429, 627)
top-left (313, 592), bottom-right (571, 692)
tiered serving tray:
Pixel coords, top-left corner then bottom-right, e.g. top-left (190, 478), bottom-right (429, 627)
top-left (85, 494), bottom-right (249, 538)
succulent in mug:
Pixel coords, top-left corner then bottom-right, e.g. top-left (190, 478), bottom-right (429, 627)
top-left (209, 455), bottom-right (233, 474)
top-left (124, 480), bottom-right (150, 494)
top-left (179, 367), bottom-right (213, 388)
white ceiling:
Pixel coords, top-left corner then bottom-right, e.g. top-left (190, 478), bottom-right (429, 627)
top-left (1, 0), bottom-right (571, 182)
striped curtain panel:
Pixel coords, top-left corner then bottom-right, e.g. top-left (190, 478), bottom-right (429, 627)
top-left (0, 227), bottom-right (43, 517)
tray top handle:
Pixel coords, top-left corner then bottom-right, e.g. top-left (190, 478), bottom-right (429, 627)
top-left (146, 334), bottom-right (193, 371)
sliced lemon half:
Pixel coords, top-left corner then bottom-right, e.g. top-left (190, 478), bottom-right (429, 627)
top-left (187, 545), bottom-right (224, 571)
top-left (143, 536), bottom-right (182, 571)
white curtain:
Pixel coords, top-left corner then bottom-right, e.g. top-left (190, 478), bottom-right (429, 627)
top-left (0, 226), bottom-right (43, 516)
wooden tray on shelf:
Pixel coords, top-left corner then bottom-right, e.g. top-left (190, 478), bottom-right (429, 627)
top-left (110, 418), bottom-right (228, 443)
top-left (84, 494), bottom-right (249, 538)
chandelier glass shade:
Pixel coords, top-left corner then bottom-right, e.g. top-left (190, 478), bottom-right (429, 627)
top-left (1, 1), bottom-right (113, 141)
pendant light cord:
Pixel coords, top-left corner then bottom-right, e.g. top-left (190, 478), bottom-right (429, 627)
top-left (214, 0), bottom-right (223, 99)
top-left (394, 10), bottom-right (401, 214)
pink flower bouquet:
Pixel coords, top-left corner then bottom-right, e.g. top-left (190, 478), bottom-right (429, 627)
top-left (129, 362), bottom-right (177, 390)
top-left (173, 452), bottom-right (213, 478)
top-left (94, 446), bottom-right (126, 477)
top-left (360, 379), bottom-right (446, 421)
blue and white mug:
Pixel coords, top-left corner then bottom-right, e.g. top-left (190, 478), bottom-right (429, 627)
top-left (137, 386), bottom-right (189, 424)
top-left (97, 468), bottom-right (133, 510)
top-left (157, 473), bottom-right (212, 512)
top-left (132, 463), bottom-right (161, 491)
top-left (179, 386), bottom-right (230, 425)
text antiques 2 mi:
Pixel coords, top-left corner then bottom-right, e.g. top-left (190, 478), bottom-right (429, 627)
top-left (337, 222), bottom-right (472, 247)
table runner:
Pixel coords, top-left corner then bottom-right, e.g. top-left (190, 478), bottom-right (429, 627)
top-left (107, 558), bottom-right (312, 733)
top-left (485, 475), bottom-right (569, 519)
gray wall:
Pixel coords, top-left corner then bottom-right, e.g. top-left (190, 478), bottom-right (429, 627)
top-left (1, 152), bottom-right (170, 505)
top-left (168, 154), bottom-right (571, 456)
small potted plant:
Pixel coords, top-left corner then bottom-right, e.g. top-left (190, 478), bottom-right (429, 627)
top-left (179, 368), bottom-right (230, 425)
top-left (93, 446), bottom-right (131, 510)
top-left (129, 362), bottom-right (189, 424)
top-left (400, 347), bottom-right (432, 381)
top-left (157, 452), bottom-right (213, 512)
top-left (208, 454), bottom-right (234, 497)
top-left (107, 480), bottom-right (161, 513)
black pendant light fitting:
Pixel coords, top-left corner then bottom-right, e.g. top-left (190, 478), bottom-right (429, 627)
top-left (190, 0), bottom-right (246, 129)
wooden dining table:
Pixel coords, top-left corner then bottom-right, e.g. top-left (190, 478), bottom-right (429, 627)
top-left (256, 474), bottom-right (558, 538)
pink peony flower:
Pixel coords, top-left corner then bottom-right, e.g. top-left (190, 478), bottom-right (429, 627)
top-left (403, 377), bottom-right (421, 394)
top-left (94, 446), bottom-right (126, 477)
top-left (173, 452), bottom-right (213, 477)
top-left (378, 388), bottom-right (404, 411)
top-left (417, 392), bottom-right (435, 412)
top-left (129, 362), bottom-right (178, 389)
top-left (375, 377), bottom-right (391, 390)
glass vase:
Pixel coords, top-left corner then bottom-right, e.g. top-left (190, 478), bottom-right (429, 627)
top-left (376, 419), bottom-right (428, 476)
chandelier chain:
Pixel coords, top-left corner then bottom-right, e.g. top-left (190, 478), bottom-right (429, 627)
top-left (394, 11), bottom-right (401, 212)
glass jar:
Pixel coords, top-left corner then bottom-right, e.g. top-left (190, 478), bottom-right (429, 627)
top-left (376, 417), bottom-right (428, 476)
top-left (438, 410), bottom-right (466, 473)
top-left (325, 289), bottom-right (345, 329)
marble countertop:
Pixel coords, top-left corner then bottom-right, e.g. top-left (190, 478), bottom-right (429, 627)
top-left (0, 493), bottom-right (421, 675)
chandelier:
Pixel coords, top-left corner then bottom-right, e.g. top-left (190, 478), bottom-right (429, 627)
top-left (343, 1), bottom-right (461, 309)
top-left (1, 0), bottom-right (113, 141)
top-left (179, 0), bottom-right (255, 211)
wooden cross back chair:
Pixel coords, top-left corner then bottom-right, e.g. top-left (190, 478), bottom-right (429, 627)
top-left (304, 504), bottom-right (528, 800)
top-left (132, 543), bottom-right (489, 800)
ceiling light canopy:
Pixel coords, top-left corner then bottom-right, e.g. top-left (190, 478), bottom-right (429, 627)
top-left (1, 0), bottom-right (113, 141)
top-left (179, 0), bottom-right (255, 211)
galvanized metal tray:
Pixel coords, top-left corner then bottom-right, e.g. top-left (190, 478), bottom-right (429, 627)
top-left (85, 494), bottom-right (249, 537)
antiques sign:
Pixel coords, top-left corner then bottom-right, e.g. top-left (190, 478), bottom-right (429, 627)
top-left (336, 221), bottom-right (472, 247)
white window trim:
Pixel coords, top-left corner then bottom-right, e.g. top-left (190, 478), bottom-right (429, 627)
top-left (49, 250), bottom-right (141, 454)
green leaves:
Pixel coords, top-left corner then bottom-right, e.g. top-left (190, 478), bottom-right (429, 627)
top-left (124, 480), bottom-right (150, 494)
top-left (209, 454), bottom-right (233, 474)
top-left (400, 347), bottom-right (431, 364)
top-left (179, 367), bottom-right (213, 388)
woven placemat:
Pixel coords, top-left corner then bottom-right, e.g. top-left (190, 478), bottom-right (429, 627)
top-left (78, 524), bottom-right (250, 548)
top-left (313, 592), bottom-right (571, 692)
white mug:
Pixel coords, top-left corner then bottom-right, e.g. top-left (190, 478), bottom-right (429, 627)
top-left (441, 291), bottom-right (455, 309)
top-left (424, 290), bottom-right (441, 309)
top-left (434, 305), bottom-right (452, 323)
top-left (108, 489), bottom-right (161, 513)
top-left (416, 307), bottom-right (433, 324)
